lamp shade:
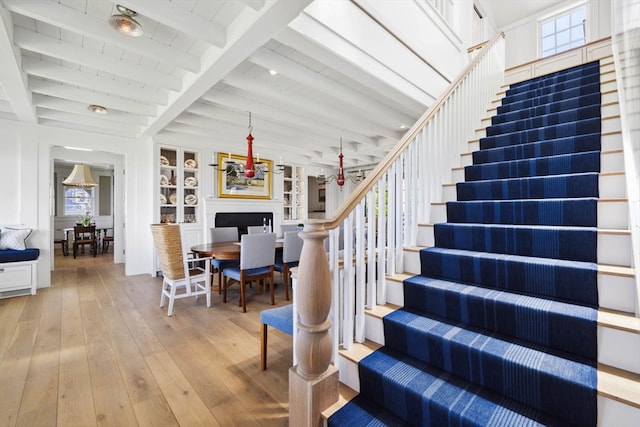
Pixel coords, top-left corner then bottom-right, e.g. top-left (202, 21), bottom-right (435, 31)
top-left (63, 164), bottom-right (98, 187)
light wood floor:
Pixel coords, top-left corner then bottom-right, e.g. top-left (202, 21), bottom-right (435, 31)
top-left (0, 250), bottom-right (293, 427)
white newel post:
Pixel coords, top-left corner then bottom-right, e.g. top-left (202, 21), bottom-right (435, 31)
top-left (289, 221), bottom-right (338, 427)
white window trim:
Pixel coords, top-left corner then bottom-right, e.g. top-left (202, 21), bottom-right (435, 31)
top-left (537, 1), bottom-right (589, 58)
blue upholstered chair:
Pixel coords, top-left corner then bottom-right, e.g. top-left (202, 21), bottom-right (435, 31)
top-left (274, 231), bottom-right (303, 301)
top-left (222, 232), bottom-right (276, 313)
top-left (209, 226), bottom-right (239, 293)
top-left (260, 304), bottom-right (293, 370)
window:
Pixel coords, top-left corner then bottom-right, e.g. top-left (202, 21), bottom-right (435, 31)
top-left (64, 187), bottom-right (94, 217)
top-left (540, 5), bottom-right (586, 57)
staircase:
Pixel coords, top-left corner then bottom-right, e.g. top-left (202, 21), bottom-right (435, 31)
top-left (327, 58), bottom-right (639, 426)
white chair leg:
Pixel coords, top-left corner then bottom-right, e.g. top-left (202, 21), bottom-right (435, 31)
top-left (160, 278), bottom-right (168, 308)
top-left (167, 282), bottom-right (177, 316)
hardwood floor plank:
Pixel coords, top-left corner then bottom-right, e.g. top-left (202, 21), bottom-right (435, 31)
top-left (15, 286), bottom-right (62, 427)
top-left (145, 351), bottom-right (221, 426)
top-left (0, 297), bottom-right (27, 361)
top-left (0, 310), bottom-right (40, 426)
top-left (58, 286), bottom-right (97, 427)
top-left (80, 297), bottom-right (138, 427)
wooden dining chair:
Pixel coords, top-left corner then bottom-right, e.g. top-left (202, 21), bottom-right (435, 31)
top-left (209, 226), bottom-right (239, 293)
top-left (72, 225), bottom-right (97, 258)
top-left (150, 224), bottom-right (211, 316)
top-left (102, 229), bottom-right (114, 254)
top-left (222, 232), bottom-right (276, 313)
top-left (274, 231), bottom-right (303, 301)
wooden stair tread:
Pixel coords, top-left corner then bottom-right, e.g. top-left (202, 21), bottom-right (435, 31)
top-left (598, 264), bottom-right (635, 277)
top-left (321, 383), bottom-right (359, 420)
top-left (598, 309), bottom-right (640, 334)
top-left (365, 303), bottom-right (401, 320)
top-left (339, 340), bottom-right (381, 364)
top-left (387, 272), bottom-right (414, 283)
top-left (598, 363), bottom-right (640, 409)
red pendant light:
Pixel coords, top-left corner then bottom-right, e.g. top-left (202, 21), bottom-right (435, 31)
top-left (244, 112), bottom-right (255, 178)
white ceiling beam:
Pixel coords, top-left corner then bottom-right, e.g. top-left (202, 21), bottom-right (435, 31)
top-left (249, 47), bottom-right (416, 127)
top-left (275, 27), bottom-right (425, 117)
top-left (2, 0), bottom-right (201, 73)
top-left (22, 57), bottom-right (168, 106)
top-left (37, 107), bottom-right (141, 134)
top-left (117, 0), bottom-right (226, 48)
top-left (141, 0), bottom-right (313, 137)
top-left (190, 94), bottom-right (382, 151)
top-left (238, 0), bottom-right (266, 12)
top-left (39, 118), bottom-right (136, 138)
top-left (28, 77), bottom-right (157, 117)
top-left (208, 80), bottom-right (401, 141)
top-left (0, 5), bottom-right (35, 122)
top-left (13, 27), bottom-right (182, 91)
top-left (219, 72), bottom-right (399, 142)
top-left (33, 94), bottom-right (149, 126)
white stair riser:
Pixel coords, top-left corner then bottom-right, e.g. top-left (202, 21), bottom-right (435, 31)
top-left (403, 250), bottom-right (421, 275)
top-left (386, 279), bottom-right (404, 307)
top-left (603, 116), bottom-right (621, 134)
top-left (364, 315), bottom-right (385, 346)
top-left (599, 200), bottom-right (629, 229)
top-left (602, 132), bottom-right (622, 151)
top-left (598, 398), bottom-right (640, 427)
top-left (337, 356), bottom-right (360, 393)
top-left (598, 232), bottom-right (632, 267)
top-left (598, 327), bottom-right (640, 374)
top-left (602, 89), bottom-right (619, 104)
top-left (598, 272), bottom-right (637, 313)
top-left (600, 173), bottom-right (627, 199)
top-left (601, 150), bottom-right (625, 173)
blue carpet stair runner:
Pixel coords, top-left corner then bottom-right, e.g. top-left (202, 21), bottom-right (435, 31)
top-left (329, 61), bottom-right (601, 426)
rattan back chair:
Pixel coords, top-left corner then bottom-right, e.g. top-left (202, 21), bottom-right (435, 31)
top-left (150, 223), bottom-right (212, 316)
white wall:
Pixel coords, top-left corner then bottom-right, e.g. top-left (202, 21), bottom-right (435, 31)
top-left (500, 0), bottom-right (612, 69)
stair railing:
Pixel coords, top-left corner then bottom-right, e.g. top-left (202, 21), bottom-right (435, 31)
top-left (290, 32), bottom-right (505, 425)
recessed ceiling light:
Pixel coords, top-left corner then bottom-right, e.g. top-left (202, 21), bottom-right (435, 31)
top-left (399, 124), bottom-right (407, 129)
top-left (109, 5), bottom-right (144, 37)
top-left (88, 104), bottom-right (108, 114)
top-left (269, 70), bottom-right (278, 76)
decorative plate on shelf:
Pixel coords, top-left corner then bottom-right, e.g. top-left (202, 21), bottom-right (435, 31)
top-left (160, 174), bottom-right (168, 185)
top-left (169, 192), bottom-right (177, 205)
top-left (185, 194), bottom-right (198, 205)
top-left (160, 155), bottom-right (170, 165)
top-left (184, 159), bottom-right (197, 168)
top-left (160, 193), bottom-right (167, 204)
top-left (184, 176), bottom-right (197, 187)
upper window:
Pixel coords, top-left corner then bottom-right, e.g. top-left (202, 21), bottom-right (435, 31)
top-left (540, 5), bottom-right (587, 57)
top-left (64, 187), bottom-right (94, 217)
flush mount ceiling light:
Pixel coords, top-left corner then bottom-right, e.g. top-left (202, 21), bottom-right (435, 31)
top-left (87, 104), bottom-right (107, 114)
top-left (109, 5), bottom-right (143, 37)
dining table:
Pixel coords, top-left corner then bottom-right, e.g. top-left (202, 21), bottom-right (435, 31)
top-left (190, 239), bottom-right (284, 297)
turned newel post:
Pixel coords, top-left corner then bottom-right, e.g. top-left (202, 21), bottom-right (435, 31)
top-left (289, 221), bottom-right (338, 426)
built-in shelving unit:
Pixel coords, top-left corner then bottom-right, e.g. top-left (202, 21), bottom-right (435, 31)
top-left (283, 165), bottom-right (306, 221)
top-left (158, 146), bottom-right (200, 224)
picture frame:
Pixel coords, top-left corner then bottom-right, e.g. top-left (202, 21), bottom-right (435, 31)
top-left (217, 152), bottom-right (272, 199)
